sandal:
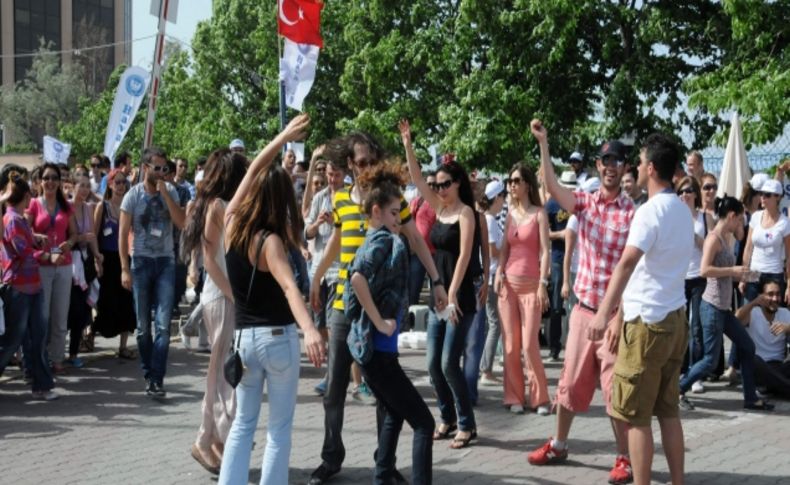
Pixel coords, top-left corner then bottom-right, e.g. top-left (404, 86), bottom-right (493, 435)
top-left (433, 423), bottom-right (458, 440)
top-left (118, 348), bottom-right (137, 360)
top-left (449, 430), bottom-right (476, 449)
top-left (191, 443), bottom-right (220, 475)
top-left (79, 334), bottom-right (95, 353)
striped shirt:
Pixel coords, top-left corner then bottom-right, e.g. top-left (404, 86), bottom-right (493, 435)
top-left (573, 190), bottom-right (634, 309)
top-left (2, 207), bottom-right (43, 294)
top-left (331, 187), bottom-right (411, 311)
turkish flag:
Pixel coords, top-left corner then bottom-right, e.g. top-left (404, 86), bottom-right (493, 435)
top-left (277, 0), bottom-right (324, 48)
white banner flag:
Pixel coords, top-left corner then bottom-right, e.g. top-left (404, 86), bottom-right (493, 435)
top-left (43, 136), bottom-right (71, 165)
top-left (104, 66), bottom-right (150, 166)
top-left (279, 38), bottom-right (319, 111)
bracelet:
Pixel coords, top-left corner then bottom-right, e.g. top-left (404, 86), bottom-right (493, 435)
top-left (540, 278), bottom-right (549, 286)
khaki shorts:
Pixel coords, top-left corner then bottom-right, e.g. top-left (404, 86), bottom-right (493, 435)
top-left (610, 307), bottom-right (688, 427)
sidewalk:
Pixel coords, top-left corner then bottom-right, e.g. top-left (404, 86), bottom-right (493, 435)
top-left (1, 335), bottom-right (788, 484)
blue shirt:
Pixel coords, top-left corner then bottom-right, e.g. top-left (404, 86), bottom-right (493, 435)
top-left (545, 198), bottom-right (570, 264)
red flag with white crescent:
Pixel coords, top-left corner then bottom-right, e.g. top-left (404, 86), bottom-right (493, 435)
top-left (277, 0), bottom-right (324, 48)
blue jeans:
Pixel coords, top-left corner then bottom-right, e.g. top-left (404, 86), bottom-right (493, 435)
top-left (464, 279), bottom-right (486, 405)
top-left (479, 284), bottom-right (501, 374)
top-left (547, 259), bottom-right (565, 356)
top-left (362, 351), bottom-right (434, 485)
top-left (684, 277), bottom-right (706, 373)
top-left (680, 300), bottom-right (759, 403)
top-left (219, 325), bottom-right (300, 485)
top-left (1, 289), bottom-right (53, 392)
top-left (427, 311), bottom-right (476, 431)
top-left (408, 254), bottom-right (427, 306)
top-left (131, 256), bottom-right (175, 385)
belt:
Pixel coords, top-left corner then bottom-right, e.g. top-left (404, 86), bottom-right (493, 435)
top-left (579, 302), bottom-right (598, 313)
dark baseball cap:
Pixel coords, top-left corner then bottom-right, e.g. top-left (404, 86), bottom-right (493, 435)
top-left (599, 140), bottom-right (627, 159)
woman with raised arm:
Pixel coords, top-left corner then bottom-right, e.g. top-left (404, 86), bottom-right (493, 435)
top-left (218, 114), bottom-right (325, 485)
top-left (181, 149), bottom-right (247, 475)
top-left (401, 119), bottom-right (481, 450)
top-left (494, 165), bottom-right (551, 416)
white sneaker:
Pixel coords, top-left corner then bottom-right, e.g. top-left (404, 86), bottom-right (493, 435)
top-left (351, 383), bottom-right (376, 405)
top-left (536, 405), bottom-right (551, 416)
top-left (32, 390), bottom-right (59, 401)
top-left (509, 404), bottom-right (525, 414)
top-left (691, 381), bottom-right (705, 394)
top-left (479, 374), bottom-right (500, 386)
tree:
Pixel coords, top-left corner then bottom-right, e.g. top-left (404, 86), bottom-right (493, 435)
top-left (0, 46), bottom-right (86, 147)
top-left (685, 0), bottom-right (790, 147)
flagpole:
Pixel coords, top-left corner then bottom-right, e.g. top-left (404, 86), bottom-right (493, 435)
top-left (143, 0), bottom-right (170, 153)
top-left (278, 34), bottom-right (288, 157)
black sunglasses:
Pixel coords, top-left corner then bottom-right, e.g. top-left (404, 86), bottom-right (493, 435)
top-left (434, 180), bottom-right (454, 190)
top-left (702, 183), bottom-right (717, 191)
top-left (760, 191), bottom-right (780, 198)
top-left (601, 157), bottom-right (625, 168)
top-left (148, 164), bottom-right (169, 173)
top-left (677, 187), bottom-right (695, 195)
top-left (506, 177), bottom-right (523, 186)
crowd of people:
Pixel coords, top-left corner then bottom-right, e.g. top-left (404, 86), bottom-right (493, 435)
top-left (1, 113), bottom-right (789, 485)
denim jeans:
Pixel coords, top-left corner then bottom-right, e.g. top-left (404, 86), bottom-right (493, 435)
top-left (547, 259), bottom-right (565, 357)
top-left (683, 277), bottom-right (706, 373)
top-left (463, 278), bottom-right (486, 405)
top-left (479, 284), bottom-right (501, 374)
top-left (427, 311), bottom-right (476, 431)
top-left (408, 254), bottom-right (427, 306)
top-left (131, 256), bottom-right (175, 385)
top-left (2, 289), bottom-right (53, 392)
top-left (680, 300), bottom-right (759, 403)
top-left (362, 351), bottom-right (435, 485)
top-left (320, 311), bottom-right (354, 468)
top-left (218, 325), bottom-right (300, 485)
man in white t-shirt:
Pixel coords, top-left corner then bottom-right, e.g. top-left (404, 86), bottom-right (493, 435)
top-left (735, 280), bottom-right (790, 398)
top-left (587, 133), bottom-right (693, 485)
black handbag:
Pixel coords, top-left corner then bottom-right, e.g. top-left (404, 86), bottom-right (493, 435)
top-left (223, 232), bottom-right (268, 388)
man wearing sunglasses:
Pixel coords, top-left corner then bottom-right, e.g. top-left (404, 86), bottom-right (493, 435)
top-left (527, 120), bottom-right (636, 485)
top-left (119, 147), bottom-right (186, 399)
top-left (307, 132), bottom-right (448, 485)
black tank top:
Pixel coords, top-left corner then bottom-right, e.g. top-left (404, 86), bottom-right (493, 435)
top-left (225, 244), bottom-right (295, 328)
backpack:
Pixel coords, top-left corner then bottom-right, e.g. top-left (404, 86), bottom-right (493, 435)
top-left (343, 228), bottom-right (409, 365)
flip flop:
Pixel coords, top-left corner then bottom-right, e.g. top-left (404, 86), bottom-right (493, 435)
top-left (433, 423), bottom-right (458, 440)
top-left (118, 348), bottom-right (137, 360)
top-left (449, 431), bottom-right (476, 450)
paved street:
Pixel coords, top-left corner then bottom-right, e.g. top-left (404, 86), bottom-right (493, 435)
top-left (1, 332), bottom-right (789, 485)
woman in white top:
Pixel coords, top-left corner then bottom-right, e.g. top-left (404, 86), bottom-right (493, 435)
top-left (180, 149), bottom-right (247, 474)
top-left (676, 176), bottom-right (714, 388)
top-left (740, 179), bottom-right (790, 303)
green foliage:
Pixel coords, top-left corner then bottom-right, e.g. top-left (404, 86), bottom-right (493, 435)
top-left (57, 0), bottom-right (788, 172)
top-left (685, 0), bottom-right (790, 147)
top-left (0, 46), bottom-right (86, 148)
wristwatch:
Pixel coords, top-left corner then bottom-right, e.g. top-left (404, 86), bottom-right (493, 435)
top-left (432, 277), bottom-right (444, 287)
top-left (540, 278), bottom-right (549, 287)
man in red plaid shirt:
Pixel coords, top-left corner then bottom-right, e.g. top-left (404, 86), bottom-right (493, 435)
top-left (527, 119), bottom-right (636, 485)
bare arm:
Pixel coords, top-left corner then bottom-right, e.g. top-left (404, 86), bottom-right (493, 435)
top-left (538, 210), bottom-right (551, 282)
top-left (530, 120), bottom-right (576, 213)
top-left (447, 206), bottom-right (476, 310)
top-left (479, 212), bottom-right (490, 285)
top-left (496, 215), bottom-right (511, 283)
top-left (203, 200), bottom-right (233, 301)
top-left (119, 210), bottom-right (132, 289)
top-left (227, 114), bottom-right (310, 225)
top-left (562, 227), bottom-right (576, 298)
top-left (309, 226), bottom-right (341, 312)
top-left (735, 296), bottom-right (762, 325)
top-left (700, 234), bottom-right (745, 279)
top-left (400, 119), bottom-right (442, 211)
top-left (402, 219), bottom-right (448, 310)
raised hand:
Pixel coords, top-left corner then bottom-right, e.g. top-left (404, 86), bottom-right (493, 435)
top-left (530, 119), bottom-right (548, 144)
top-left (283, 113), bottom-right (311, 143)
top-left (399, 119), bottom-right (412, 145)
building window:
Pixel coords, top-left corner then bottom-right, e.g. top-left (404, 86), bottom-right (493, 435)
top-left (14, 0), bottom-right (61, 82)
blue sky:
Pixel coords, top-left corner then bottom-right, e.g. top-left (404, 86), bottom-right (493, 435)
top-left (131, 0), bottom-right (213, 68)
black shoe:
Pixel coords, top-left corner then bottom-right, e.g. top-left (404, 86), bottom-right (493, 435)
top-left (145, 380), bottom-right (156, 397)
top-left (152, 381), bottom-right (167, 397)
top-left (392, 469), bottom-right (408, 484)
top-left (308, 463), bottom-right (341, 485)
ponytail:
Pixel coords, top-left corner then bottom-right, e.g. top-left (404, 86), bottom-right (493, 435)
top-left (713, 194), bottom-right (744, 219)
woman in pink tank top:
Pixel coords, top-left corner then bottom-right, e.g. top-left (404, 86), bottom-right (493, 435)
top-left (494, 164), bottom-right (551, 415)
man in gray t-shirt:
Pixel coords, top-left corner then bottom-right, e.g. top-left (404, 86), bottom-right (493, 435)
top-left (119, 147), bottom-right (185, 398)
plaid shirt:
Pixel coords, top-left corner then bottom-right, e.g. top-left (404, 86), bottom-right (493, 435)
top-left (573, 190), bottom-right (634, 309)
top-left (2, 207), bottom-right (43, 294)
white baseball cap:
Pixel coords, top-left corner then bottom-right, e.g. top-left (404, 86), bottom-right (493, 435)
top-left (229, 138), bottom-right (245, 150)
top-left (569, 152), bottom-right (583, 162)
top-left (484, 180), bottom-right (505, 200)
top-left (749, 172), bottom-right (769, 191)
top-left (761, 179), bottom-right (783, 196)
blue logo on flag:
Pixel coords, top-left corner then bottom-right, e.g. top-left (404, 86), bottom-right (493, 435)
top-left (126, 74), bottom-right (146, 97)
top-left (54, 142), bottom-right (64, 152)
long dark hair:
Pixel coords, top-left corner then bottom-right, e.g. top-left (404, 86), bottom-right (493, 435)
top-left (226, 164), bottom-right (303, 256)
top-left (436, 160), bottom-right (475, 210)
top-left (509, 163), bottom-right (542, 207)
top-left (181, 149), bottom-right (247, 261)
top-left (40, 163), bottom-right (72, 214)
top-left (713, 195), bottom-right (744, 219)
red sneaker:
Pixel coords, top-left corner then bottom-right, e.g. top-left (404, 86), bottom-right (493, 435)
top-left (608, 455), bottom-right (633, 484)
top-left (527, 438), bottom-right (568, 465)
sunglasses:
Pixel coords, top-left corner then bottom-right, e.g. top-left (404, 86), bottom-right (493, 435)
top-left (91, 163), bottom-right (100, 168)
top-left (702, 183), bottom-right (717, 191)
top-left (148, 164), bottom-right (169, 173)
top-left (113, 179), bottom-right (127, 186)
top-left (601, 157), bottom-right (625, 168)
top-left (313, 182), bottom-right (326, 188)
top-left (677, 187), bottom-right (695, 195)
top-left (42, 175), bottom-right (60, 182)
top-left (760, 191), bottom-right (781, 198)
top-left (434, 180), bottom-right (454, 191)
top-left (506, 177), bottom-right (523, 186)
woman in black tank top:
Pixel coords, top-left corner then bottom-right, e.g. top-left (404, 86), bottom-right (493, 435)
top-left (217, 114), bottom-right (325, 484)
